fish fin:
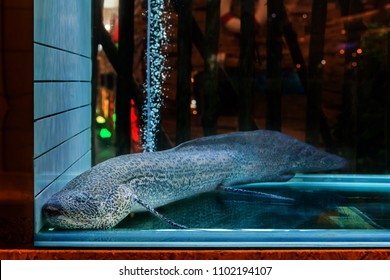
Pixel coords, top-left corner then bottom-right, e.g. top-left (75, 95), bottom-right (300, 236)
top-left (173, 131), bottom-right (251, 151)
top-left (279, 173), bottom-right (295, 182)
top-left (133, 195), bottom-right (188, 229)
top-left (221, 186), bottom-right (295, 203)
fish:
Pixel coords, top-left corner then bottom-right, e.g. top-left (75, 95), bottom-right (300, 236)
top-left (42, 130), bottom-right (347, 229)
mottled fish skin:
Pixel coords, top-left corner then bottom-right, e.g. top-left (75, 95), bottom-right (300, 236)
top-left (43, 130), bottom-right (347, 229)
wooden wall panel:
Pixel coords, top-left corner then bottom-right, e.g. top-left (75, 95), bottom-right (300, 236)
top-left (34, 0), bottom-right (91, 57)
top-left (34, 129), bottom-right (91, 197)
top-left (34, 106), bottom-right (91, 157)
top-left (3, 6), bottom-right (33, 50)
top-left (33, 0), bottom-right (92, 232)
top-left (4, 94), bottom-right (34, 171)
top-left (34, 44), bottom-right (91, 81)
top-left (0, 20), bottom-right (5, 171)
top-left (1, 0), bottom-right (33, 172)
top-left (3, 0), bottom-right (33, 8)
top-left (34, 82), bottom-right (91, 119)
top-left (3, 52), bottom-right (34, 95)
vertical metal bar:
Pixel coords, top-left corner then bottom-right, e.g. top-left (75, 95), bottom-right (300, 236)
top-left (91, 0), bottom-right (103, 164)
top-left (169, 0), bottom-right (239, 102)
top-left (338, 0), bottom-right (364, 172)
top-left (386, 29), bottom-right (390, 173)
top-left (239, 0), bottom-right (256, 131)
top-left (281, 6), bottom-right (307, 95)
top-left (306, 0), bottom-right (328, 145)
top-left (203, 0), bottom-right (220, 136)
top-left (176, 0), bottom-right (193, 143)
top-left (266, 0), bottom-right (283, 131)
top-left (116, 0), bottom-right (135, 155)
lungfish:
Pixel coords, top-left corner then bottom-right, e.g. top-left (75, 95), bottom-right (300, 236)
top-left (43, 130), bottom-right (347, 229)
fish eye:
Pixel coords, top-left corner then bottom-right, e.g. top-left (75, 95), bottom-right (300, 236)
top-left (74, 193), bottom-right (90, 203)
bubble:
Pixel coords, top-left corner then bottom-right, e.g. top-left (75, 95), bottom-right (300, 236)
top-left (142, 0), bottom-right (171, 152)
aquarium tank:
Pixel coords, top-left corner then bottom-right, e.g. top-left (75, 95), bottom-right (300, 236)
top-left (34, 0), bottom-right (390, 247)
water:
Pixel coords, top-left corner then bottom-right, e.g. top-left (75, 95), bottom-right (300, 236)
top-left (35, 174), bottom-right (390, 248)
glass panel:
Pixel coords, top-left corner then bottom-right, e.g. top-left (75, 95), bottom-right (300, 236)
top-left (35, 0), bottom-right (390, 247)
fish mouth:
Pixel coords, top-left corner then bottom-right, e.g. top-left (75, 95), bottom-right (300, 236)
top-left (42, 204), bottom-right (85, 229)
top-left (42, 196), bottom-right (65, 219)
top-left (42, 200), bottom-right (75, 228)
top-left (43, 204), bottom-right (62, 217)
top-left (42, 201), bottom-right (101, 229)
top-left (42, 200), bottom-right (64, 218)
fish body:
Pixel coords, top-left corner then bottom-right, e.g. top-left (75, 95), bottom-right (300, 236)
top-left (43, 130), bottom-right (347, 229)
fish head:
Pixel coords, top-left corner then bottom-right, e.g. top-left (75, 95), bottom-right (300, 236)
top-left (43, 182), bottom-right (135, 229)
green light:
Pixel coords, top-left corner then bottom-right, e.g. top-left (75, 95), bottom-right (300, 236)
top-left (113, 113), bottom-right (116, 123)
top-left (99, 128), bottom-right (112, 139)
top-left (96, 115), bottom-right (106, 124)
